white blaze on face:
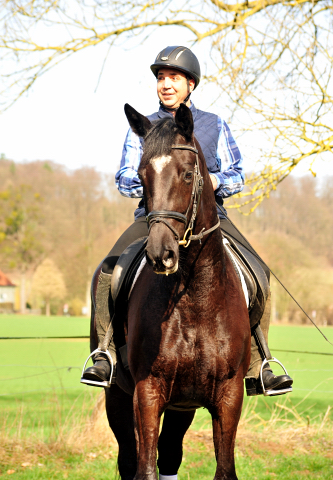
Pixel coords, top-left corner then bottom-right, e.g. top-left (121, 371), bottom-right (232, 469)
top-left (150, 155), bottom-right (172, 174)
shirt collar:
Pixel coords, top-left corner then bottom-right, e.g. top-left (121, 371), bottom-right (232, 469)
top-left (157, 102), bottom-right (198, 121)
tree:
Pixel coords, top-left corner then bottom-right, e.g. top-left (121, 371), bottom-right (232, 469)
top-left (31, 258), bottom-right (66, 316)
top-left (228, 173), bottom-right (333, 323)
top-left (214, 1), bottom-right (333, 211)
top-left (0, 159), bottom-right (137, 312)
top-left (1, 0), bottom-right (332, 210)
top-left (0, 183), bottom-right (44, 313)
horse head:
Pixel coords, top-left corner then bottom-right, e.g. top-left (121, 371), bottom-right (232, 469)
top-left (124, 103), bottom-right (217, 275)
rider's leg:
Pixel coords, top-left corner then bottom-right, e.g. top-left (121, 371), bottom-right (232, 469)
top-left (81, 216), bottom-right (148, 386)
top-left (88, 269), bottom-right (116, 380)
top-left (219, 218), bottom-right (293, 396)
top-left (244, 292), bottom-right (293, 395)
top-left (244, 292), bottom-right (274, 394)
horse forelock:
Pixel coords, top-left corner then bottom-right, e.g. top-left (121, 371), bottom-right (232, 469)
top-left (139, 118), bottom-right (179, 168)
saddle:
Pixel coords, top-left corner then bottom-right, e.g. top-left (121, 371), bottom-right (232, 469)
top-left (111, 234), bottom-right (269, 331)
top-left (111, 236), bottom-right (147, 305)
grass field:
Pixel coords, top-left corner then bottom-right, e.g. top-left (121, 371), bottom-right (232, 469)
top-left (0, 315), bottom-right (332, 478)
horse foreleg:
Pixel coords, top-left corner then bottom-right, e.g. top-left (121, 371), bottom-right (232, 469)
top-left (133, 380), bottom-right (164, 480)
top-left (157, 409), bottom-right (195, 477)
top-left (211, 374), bottom-right (244, 480)
top-left (105, 385), bottom-right (137, 480)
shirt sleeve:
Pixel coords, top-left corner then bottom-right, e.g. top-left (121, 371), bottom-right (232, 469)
top-left (115, 127), bottom-right (144, 198)
top-left (211, 116), bottom-right (245, 198)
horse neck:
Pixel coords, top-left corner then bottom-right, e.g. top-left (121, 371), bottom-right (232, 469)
top-left (182, 146), bottom-right (225, 280)
top-left (193, 142), bottom-right (220, 242)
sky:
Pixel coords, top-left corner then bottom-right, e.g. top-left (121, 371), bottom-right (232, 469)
top-left (0, 27), bottom-right (207, 174)
top-left (0, 24), bottom-right (329, 180)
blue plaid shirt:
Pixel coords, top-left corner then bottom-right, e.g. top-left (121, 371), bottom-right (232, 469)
top-left (115, 104), bottom-right (244, 201)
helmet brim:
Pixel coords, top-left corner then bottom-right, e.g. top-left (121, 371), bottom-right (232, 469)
top-left (150, 63), bottom-right (200, 89)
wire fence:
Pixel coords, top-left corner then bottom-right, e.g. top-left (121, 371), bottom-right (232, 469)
top-left (2, 335), bottom-right (333, 356)
top-left (0, 336), bottom-right (89, 340)
top-left (271, 348), bottom-right (333, 356)
top-left (1, 336), bottom-right (332, 396)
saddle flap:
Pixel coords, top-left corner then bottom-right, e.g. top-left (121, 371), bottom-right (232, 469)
top-left (222, 232), bottom-right (269, 300)
top-left (110, 238), bottom-right (147, 397)
top-left (222, 232), bottom-right (270, 328)
top-left (223, 238), bottom-right (257, 309)
top-left (111, 236), bottom-right (147, 304)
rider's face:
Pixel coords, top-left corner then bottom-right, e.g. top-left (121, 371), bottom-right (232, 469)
top-left (157, 68), bottom-right (195, 110)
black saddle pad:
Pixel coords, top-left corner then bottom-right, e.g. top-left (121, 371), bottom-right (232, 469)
top-left (111, 237), bottom-right (147, 306)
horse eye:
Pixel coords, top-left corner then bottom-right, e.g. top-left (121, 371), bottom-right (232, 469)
top-left (184, 171), bottom-right (193, 181)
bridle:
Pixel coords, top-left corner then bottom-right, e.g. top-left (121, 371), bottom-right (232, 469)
top-left (146, 143), bottom-right (220, 248)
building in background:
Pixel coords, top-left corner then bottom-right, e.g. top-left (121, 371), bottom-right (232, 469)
top-left (0, 269), bottom-right (16, 312)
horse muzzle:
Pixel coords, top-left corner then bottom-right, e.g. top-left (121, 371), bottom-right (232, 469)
top-left (145, 238), bottom-right (179, 275)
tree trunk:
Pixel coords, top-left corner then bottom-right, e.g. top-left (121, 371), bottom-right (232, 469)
top-left (46, 300), bottom-right (50, 317)
top-left (20, 272), bottom-right (26, 314)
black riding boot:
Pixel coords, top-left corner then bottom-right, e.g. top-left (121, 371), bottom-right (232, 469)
top-left (81, 270), bottom-right (117, 387)
top-left (245, 293), bottom-right (293, 396)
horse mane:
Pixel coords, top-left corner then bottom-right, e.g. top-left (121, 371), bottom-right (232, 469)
top-left (140, 117), bottom-right (179, 167)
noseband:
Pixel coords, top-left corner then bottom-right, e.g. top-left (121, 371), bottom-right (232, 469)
top-left (146, 144), bottom-right (220, 248)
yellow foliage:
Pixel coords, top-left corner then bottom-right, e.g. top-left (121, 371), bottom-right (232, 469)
top-left (32, 258), bottom-right (66, 302)
top-left (69, 298), bottom-right (85, 317)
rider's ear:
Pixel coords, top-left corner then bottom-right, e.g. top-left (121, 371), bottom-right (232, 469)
top-left (124, 104), bottom-right (152, 138)
top-left (174, 103), bottom-right (194, 141)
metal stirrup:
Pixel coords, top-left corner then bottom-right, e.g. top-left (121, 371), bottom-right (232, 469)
top-left (254, 324), bottom-right (292, 396)
top-left (80, 314), bottom-right (115, 388)
top-left (259, 358), bottom-right (292, 397)
top-left (80, 348), bottom-right (114, 388)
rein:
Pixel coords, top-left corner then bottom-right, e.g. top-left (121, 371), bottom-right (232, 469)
top-left (146, 143), bottom-right (220, 248)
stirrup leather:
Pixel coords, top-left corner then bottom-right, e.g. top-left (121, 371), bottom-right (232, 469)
top-left (80, 348), bottom-right (114, 388)
top-left (260, 358), bottom-right (293, 396)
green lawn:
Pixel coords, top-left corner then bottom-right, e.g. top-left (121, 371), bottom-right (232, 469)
top-left (1, 419), bottom-right (332, 480)
top-left (0, 315), bottom-right (332, 439)
top-left (0, 315), bottom-right (332, 479)
top-left (0, 315), bottom-right (94, 438)
top-left (1, 452), bottom-right (332, 480)
top-left (267, 324), bottom-right (333, 407)
top-left (0, 314), bottom-right (90, 338)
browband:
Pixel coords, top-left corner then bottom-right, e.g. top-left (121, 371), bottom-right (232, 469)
top-left (171, 145), bottom-right (198, 154)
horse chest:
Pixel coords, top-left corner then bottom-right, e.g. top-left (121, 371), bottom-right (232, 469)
top-left (128, 264), bottom-right (247, 399)
top-left (150, 309), bottom-right (233, 381)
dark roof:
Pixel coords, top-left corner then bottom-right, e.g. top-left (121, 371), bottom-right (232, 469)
top-left (0, 269), bottom-right (15, 287)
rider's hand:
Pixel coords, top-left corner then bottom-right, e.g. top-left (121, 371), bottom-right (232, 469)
top-left (210, 174), bottom-right (218, 191)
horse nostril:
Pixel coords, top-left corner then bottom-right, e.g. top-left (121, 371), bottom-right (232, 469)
top-left (162, 250), bottom-right (175, 268)
top-left (145, 249), bottom-right (156, 267)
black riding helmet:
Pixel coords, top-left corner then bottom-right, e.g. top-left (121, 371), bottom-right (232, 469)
top-left (150, 46), bottom-right (201, 89)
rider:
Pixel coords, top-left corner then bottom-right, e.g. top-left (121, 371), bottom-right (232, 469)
top-left (81, 45), bottom-right (293, 397)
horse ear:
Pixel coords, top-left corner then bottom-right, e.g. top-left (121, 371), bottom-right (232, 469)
top-left (174, 103), bottom-right (194, 141)
top-left (124, 104), bottom-right (152, 137)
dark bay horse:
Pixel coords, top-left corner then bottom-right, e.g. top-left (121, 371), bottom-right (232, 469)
top-left (95, 104), bottom-right (251, 480)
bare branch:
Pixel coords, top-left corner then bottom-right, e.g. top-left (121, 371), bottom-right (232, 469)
top-left (1, 0), bottom-right (332, 210)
